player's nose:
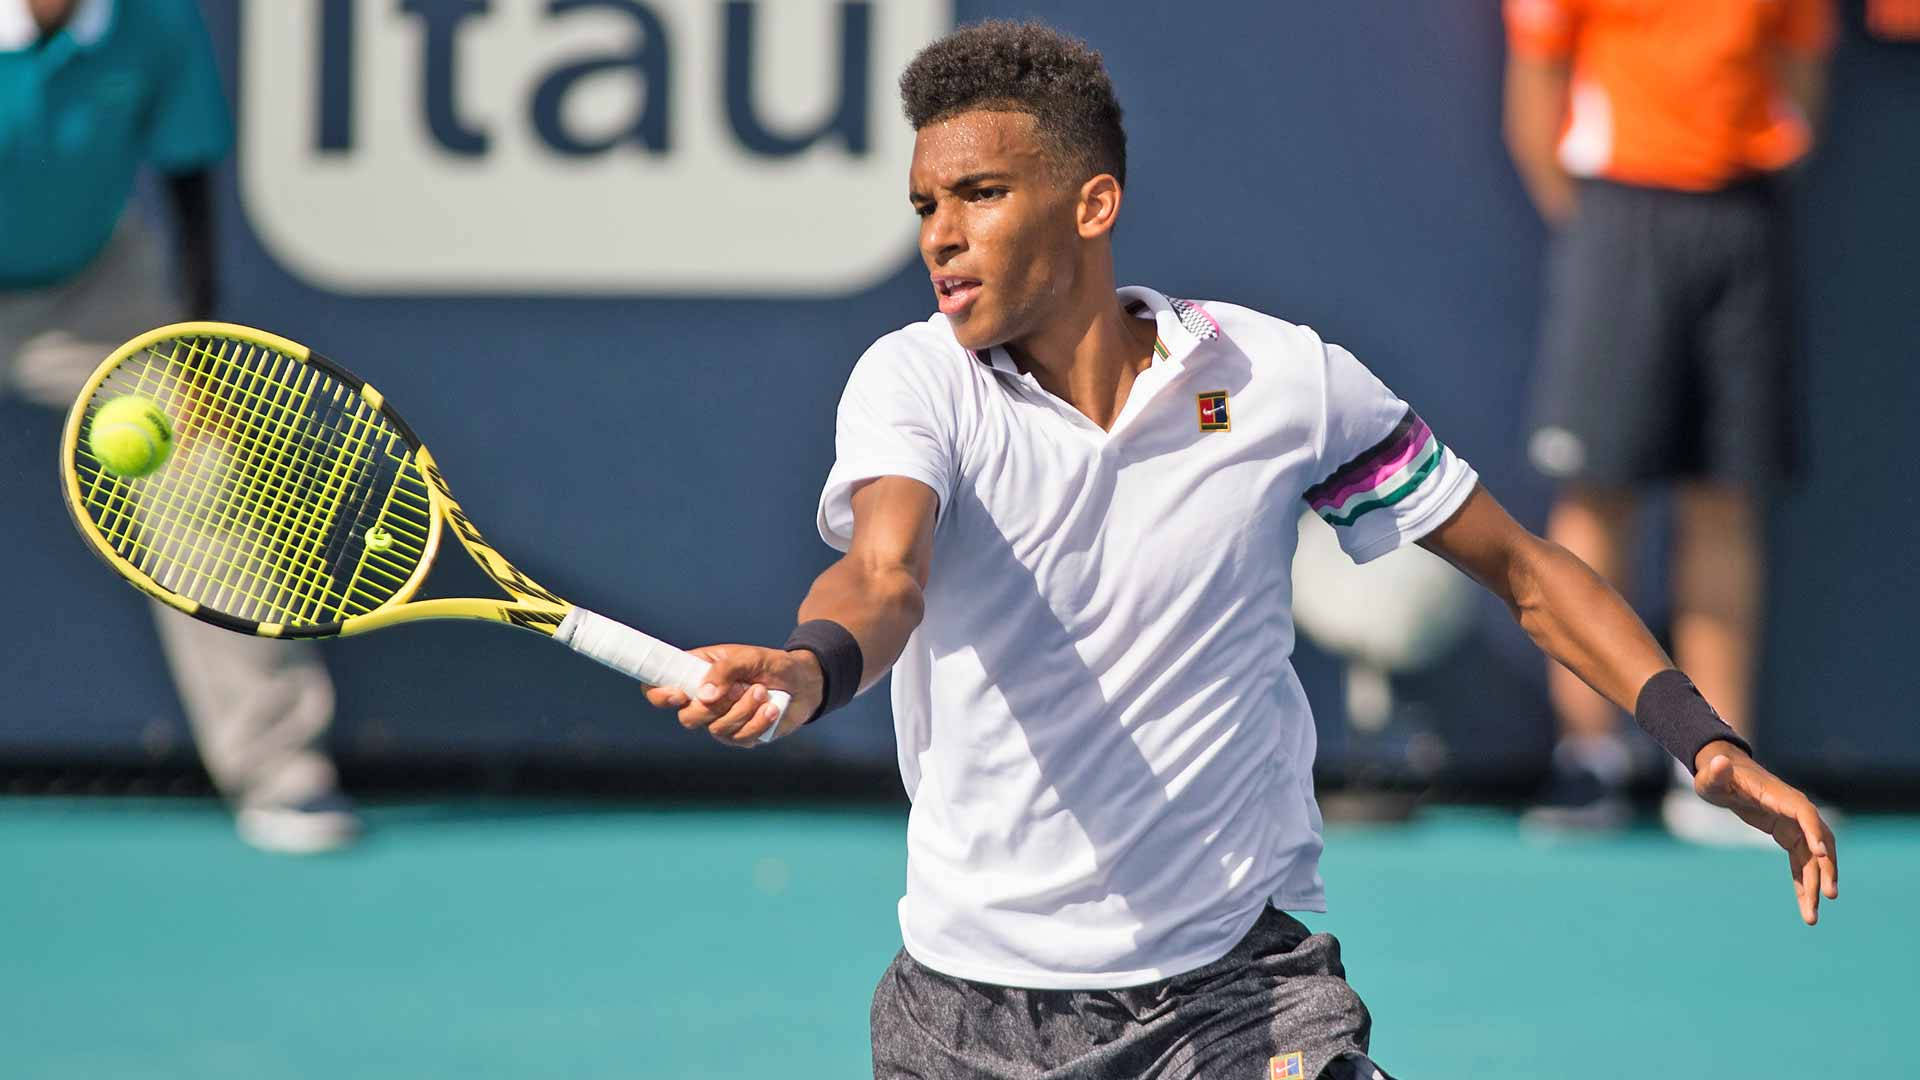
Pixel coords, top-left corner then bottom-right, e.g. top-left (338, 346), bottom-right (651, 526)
top-left (920, 203), bottom-right (966, 264)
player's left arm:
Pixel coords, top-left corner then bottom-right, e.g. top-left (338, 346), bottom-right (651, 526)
top-left (1418, 484), bottom-right (1839, 924)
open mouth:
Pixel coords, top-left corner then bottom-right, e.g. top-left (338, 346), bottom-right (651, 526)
top-left (933, 275), bottom-right (982, 316)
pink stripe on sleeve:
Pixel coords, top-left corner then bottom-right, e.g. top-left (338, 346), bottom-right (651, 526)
top-left (1308, 421), bottom-right (1434, 510)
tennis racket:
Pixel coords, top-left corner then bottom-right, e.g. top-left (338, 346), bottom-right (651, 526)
top-left (59, 321), bottom-right (789, 741)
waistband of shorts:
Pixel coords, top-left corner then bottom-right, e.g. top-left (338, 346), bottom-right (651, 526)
top-left (1197, 906), bottom-right (1311, 973)
top-left (895, 906), bottom-right (1312, 999)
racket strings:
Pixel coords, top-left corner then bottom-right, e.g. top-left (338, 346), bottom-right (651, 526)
top-left (79, 342), bottom-right (340, 620)
top-left (81, 341), bottom-right (359, 620)
top-left (162, 337), bottom-right (407, 623)
top-left (130, 345), bottom-right (345, 618)
top-left (73, 335), bottom-right (432, 626)
top-left (329, 447), bottom-right (434, 615)
top-left (77, 345), bottom-right (278, 609)
top-left (93, 339), bottom-right (403, 623)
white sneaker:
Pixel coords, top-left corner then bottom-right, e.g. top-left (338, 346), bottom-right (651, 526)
top-left (236, 793), bottom-right (362, 854)
top-left (1660, 786), bottom-right (1775, 849)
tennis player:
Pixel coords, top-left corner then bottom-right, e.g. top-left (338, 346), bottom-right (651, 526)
top-left (648, 22), bottom-right (1838, 1079)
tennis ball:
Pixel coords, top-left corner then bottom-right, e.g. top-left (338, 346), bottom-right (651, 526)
top-left (88, 396), bottom-right (174, 478)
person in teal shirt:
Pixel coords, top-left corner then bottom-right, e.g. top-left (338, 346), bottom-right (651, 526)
top-left (2, 0), bottom-right (358, 853)
top-left (0, 0), bottom-right (227, 290)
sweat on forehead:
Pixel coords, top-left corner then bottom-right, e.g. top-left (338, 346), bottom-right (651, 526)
top-left (912, 111), bottom-right (1052, 177)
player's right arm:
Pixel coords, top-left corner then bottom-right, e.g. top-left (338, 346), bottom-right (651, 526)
top-left (792, 476), bottom-right (936, 686)
top-left (643, 475), bottom-right (937, 747)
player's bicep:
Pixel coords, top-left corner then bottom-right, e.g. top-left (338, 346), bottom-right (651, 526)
top-left (798, 475), bottom-right (936, 678)
top-left (1415, 483), bottom-right (1531, 602)
top-left (817, 343), bottom-right (960, 551)
top-left (846, 475), bottom-right (938, 588)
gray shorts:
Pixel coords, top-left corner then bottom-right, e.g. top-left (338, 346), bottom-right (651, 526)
top-left (1527, 178), bottom-right (1796, 491)
top-left (870, 908), bottom-right (1392, 1080)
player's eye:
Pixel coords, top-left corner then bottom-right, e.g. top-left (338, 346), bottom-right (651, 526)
top-left (970, 187), bottom-right (1008, 202)
top-left (911, 202), bottom-right (934, 218)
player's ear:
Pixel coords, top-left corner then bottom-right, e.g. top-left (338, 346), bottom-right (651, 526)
top-left (1076, 173), bottom-right (1122, 239)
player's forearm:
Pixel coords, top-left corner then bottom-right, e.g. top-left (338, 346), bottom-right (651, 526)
top-left (1503, 57), bottom-right (1576, 225)
top-left (795, 555), bottom-right (924, 692)
top-left (1505, 536), bottom-right (1672, 714)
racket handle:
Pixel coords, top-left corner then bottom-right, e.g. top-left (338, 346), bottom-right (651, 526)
top-left (554, 606), bottom-right (791, 744)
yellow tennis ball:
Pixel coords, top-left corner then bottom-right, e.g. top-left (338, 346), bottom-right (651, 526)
top-left (88, 396), bottom-right (174, 478)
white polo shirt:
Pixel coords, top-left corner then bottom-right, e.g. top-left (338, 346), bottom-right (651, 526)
top-left (817, 287), bottom-right (1477, 989)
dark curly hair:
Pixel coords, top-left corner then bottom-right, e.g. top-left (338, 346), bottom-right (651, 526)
top-left (899, 20), bottom-right (1126, 189)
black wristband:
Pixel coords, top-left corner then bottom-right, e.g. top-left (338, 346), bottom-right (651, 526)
top-left (1634, 669), bottom-right (1752, 773)
top-left (783, 620), bottom-right (863, 724)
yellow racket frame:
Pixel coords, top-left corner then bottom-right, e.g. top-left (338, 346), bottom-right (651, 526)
top-left (60, 322), bottom-right (574, 640)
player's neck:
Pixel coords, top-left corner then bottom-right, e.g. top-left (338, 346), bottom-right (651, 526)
top-left (1005, 273), bottom-right (1156, 432)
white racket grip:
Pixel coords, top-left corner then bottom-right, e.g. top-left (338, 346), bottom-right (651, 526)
top-left (554, 606), bottom-right (791, 744)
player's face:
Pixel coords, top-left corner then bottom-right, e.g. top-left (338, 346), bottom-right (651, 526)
top-left (908, 111), bottom-right (1083, 351)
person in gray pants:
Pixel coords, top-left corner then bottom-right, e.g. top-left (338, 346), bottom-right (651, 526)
top-left (2, 0), bottom-right (357, 852)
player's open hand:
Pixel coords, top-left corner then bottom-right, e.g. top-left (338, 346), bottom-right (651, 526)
top-left (643, 645), bottom-right (824, 748)
top-left (1693, 741), bottom-right (1839, 925)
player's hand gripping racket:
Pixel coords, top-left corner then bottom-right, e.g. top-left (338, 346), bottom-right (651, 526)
top-left (59, 322), bottom-right (789, 742)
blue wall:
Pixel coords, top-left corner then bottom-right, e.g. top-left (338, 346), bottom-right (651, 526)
top-left (3, 2), bottom-right (1913, 786)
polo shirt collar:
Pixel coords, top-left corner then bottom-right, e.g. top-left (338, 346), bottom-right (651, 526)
top-left (971, 344), bottom-right (1020, 376)
top-left (0, 0), bottom-right (115, 52)
top-left (1117, 285), bottom-right (1221, 364)
top-left (966, 285), bottom-right (1221, 376)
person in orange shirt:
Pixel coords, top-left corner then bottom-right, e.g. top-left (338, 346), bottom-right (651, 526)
top-left (1503, 0), bottom-right (1834, 843)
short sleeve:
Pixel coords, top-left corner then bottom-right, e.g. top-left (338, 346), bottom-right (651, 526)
top-left (1505, 0), bottom-right (1581, 59)
top-left (143, 1), bottom-right (234, 173)
top-left (1304, 343), bottom-right (1478, 564)
top-left (816, 337), bottom-right (960, 552)
top-left (1776, 0), bottom-right (1836, 55)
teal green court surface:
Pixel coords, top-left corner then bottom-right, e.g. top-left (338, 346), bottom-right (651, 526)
top-left (1, 802), bottom-right (1910, 1078)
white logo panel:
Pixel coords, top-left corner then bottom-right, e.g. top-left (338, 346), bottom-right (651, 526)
top-left (240, 0), bottom-right (950, 295)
